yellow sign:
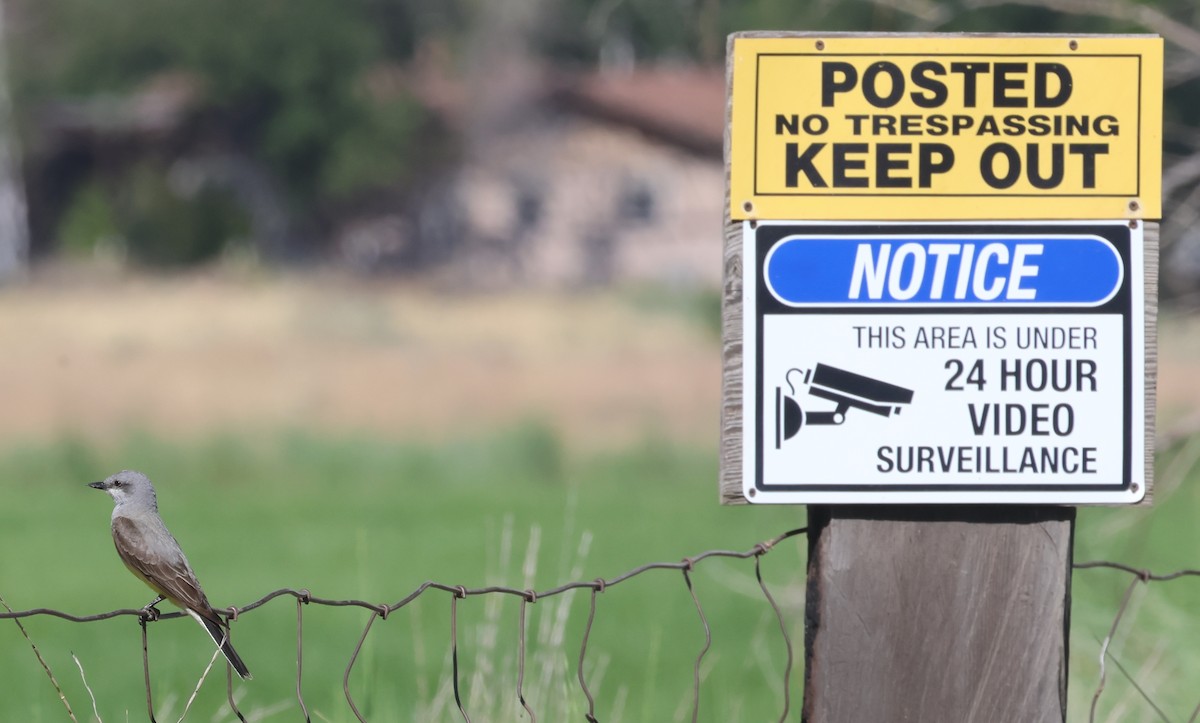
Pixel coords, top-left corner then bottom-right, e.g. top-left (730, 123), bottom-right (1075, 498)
top-left (729, 35), bottom-right (1162, 220)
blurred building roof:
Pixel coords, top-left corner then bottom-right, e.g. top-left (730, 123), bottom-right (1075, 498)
top-left (553, 66), bottom-right (725, 158)
top-left (392, 59), bottom-right (726, 159)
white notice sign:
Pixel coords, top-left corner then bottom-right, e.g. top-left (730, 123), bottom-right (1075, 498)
top-left (743, 221), bottom-right (1145, 504)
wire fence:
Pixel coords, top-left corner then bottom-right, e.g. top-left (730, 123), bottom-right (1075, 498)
top-left (1, 526), bottom-right (1198, 723)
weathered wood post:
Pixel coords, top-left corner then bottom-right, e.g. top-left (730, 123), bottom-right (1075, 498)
top-left (721, 33), bottom-right (1162, 721)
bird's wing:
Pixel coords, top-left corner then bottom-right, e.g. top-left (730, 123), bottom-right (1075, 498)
top-left (112, 515), bottom-right (216, 617)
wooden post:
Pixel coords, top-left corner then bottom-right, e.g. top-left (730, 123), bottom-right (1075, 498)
top-left (803, 506), bottom-right (1074, 722)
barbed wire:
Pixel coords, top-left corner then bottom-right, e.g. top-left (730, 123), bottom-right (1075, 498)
top-left (2, 530), bottom-right (1198, 723)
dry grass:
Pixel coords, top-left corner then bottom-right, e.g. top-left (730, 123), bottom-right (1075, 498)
top-left (0, 267), bottom-right (719, 449)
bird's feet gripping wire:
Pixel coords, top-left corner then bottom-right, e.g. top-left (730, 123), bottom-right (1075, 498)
top-left (140, 595), bottom-right (165, 622)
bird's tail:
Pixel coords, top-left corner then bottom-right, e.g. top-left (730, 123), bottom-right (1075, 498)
top-left (189, 610), bottom-right (252, 680)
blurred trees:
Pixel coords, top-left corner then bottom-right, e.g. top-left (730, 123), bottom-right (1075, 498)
top-left (2, 0), bottom-right (1197, 278)
top-left (20, 0), bottom-right (425, 198)
top-left (10, 0), bottom-right (437, 265)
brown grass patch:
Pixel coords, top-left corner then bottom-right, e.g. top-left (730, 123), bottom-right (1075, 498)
top-left (0, 269), bottom-right (719, 449)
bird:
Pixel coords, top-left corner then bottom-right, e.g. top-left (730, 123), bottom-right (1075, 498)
top-left (89, 470), bottom-right (252, 680)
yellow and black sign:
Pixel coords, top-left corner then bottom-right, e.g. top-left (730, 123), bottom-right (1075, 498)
top-left (728, 35), bottom-right (1162, 221)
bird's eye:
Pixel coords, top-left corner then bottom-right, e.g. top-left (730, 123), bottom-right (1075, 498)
top-left (112, 481), bottom-right (122, 488)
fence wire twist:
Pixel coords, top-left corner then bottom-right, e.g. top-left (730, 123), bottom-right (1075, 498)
top-left (2, 529), bottom-right (1198, 723)
top-left (1073, 561), bottom-right (1200, 722)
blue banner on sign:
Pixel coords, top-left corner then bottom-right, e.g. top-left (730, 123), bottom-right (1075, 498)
top-left (765, 235), bottom-right (1123, 306)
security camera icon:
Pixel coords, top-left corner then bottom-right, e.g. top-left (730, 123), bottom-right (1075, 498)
top-left (775, 363), bottom-right (914, 448)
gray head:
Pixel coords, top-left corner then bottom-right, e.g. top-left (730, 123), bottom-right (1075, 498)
top-left (88, 470), bottom-right (159, 511)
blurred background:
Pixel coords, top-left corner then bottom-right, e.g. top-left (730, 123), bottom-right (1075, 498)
top-left (0, 0), bottom-right (1197, 721)
top-left (0, 0), bottom-right (1194, 291)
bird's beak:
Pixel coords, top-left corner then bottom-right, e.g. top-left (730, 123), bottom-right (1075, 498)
top-left (87, 481), bottom-right (106, 490)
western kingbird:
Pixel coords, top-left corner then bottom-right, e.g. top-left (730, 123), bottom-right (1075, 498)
top-left (89, 470), bottom-right (252, 680)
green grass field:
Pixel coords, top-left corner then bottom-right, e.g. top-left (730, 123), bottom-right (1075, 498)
top-left (0, 427), bottom-right (1197, 721)
top-left (0, 426), bottom-right (808, 722)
